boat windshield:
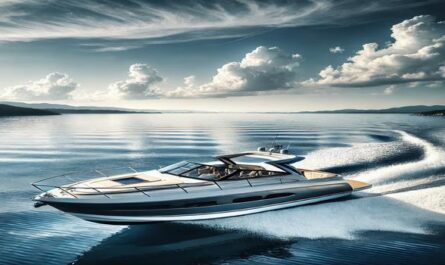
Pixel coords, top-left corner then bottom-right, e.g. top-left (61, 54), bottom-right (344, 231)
top-left (159, 161), bottom-right (286, 181)
top-left (159, 161), bottom-right (198, 174)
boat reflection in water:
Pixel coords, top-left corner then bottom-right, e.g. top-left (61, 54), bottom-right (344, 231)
top-left (74, 223), bottom-right (292, 265)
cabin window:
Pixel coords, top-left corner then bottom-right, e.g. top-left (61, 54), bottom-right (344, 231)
top-left (226, 170), bottom-right (284, 180)
top-left (183, 201), bottom-right (217, 207)
top-left (233, 196), bottom-right (263, 203)
top-left (264, 193), bottom-right (294, 199)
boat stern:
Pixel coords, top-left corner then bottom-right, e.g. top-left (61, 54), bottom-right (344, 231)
top-left (346, 179), bottom-right (372, 191)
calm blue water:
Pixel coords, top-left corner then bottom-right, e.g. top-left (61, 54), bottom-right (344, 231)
top-left (0, 114), bottom-right (444, 265)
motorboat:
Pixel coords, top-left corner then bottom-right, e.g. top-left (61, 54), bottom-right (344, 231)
top-left (32, 147), bottom-right (371, 224)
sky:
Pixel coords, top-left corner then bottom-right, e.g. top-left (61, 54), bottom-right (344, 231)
top-left (0, 0), bottom-right (444, 112)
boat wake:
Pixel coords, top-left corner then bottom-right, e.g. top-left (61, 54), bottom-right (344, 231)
top-left (194, 130), bottom-right (445, 240)
top-left (357, 130), bottom-right (445, 185)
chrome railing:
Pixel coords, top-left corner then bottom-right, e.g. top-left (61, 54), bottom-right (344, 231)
top-left (31, 166), bottom-right (226, 199)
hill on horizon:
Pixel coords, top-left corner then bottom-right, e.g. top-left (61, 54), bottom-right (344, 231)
top-left (0, 101), bottom-right (160, 114)
top-left (299, 105), bottom-right (445, 114)
top-left (0, 104), bottom-right (60, 117)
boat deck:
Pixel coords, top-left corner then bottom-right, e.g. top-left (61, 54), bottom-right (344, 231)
top-left (346, 179), bottom-right (372, 191)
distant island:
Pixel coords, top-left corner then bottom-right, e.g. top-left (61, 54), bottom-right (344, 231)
top-left (416, 109), bottom-right (445, 116)
top-left (298, 105), bottom-right (445, 114)
top-left (43, 108), bottom-right (155, 114)
top-left (0, 104), bottom-right (60, 116)
top-left (0, 101), bottom-right (161, 117)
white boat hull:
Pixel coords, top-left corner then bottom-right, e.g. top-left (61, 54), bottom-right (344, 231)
top-left (69, 191), bottom-right (352, 223)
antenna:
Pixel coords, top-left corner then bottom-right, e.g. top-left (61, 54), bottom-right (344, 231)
top-left (269, 134), bottom-right (283, 153)
top-left (272, 134), bottom-right (279, 146)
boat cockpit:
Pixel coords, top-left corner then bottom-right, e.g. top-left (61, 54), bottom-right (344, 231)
top-left (159, 160), bottom-right (288, 181)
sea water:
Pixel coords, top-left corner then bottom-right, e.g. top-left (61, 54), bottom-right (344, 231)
top-left (0, 113), bottom-right (444, 265)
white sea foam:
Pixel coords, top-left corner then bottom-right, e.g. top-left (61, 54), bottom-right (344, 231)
top-left (370, 175), bottom-right (441, 194)
top-left (296, 141), bottom-right (407, 170)
top-left (194, 194), bottom-right (443, 240)
top-left (354, 131), bottom-right (445, 217)
top-left (388, 185), bottom-right (445, 215)
top-left (357, 131), bottom-right (445, 184)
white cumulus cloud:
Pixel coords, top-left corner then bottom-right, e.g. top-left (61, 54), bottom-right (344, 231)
top-left (170, 46), bottom-right (301, 98)
top-left (117, 46), bottom-right (301, 99)
top-left (1, 73), bottom-right (78, 100)
top-left (166, 75), bottom-right (197, 98)
top-left (329, 46), bottom-right (345, 54)
top-left (304, 15), bottom-right (445, 87)
top-left (108, 64), bottom-right (163, 99)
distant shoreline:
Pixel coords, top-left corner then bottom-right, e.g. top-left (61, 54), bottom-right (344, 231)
top-left (415, 109), bottom-right (445, 117)
top-left (1, 102), bottom-right (445, 116)
top-left (0, 104), bottom-right (160, 117)
top-left (45, 109), bottom-right (161, 114)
